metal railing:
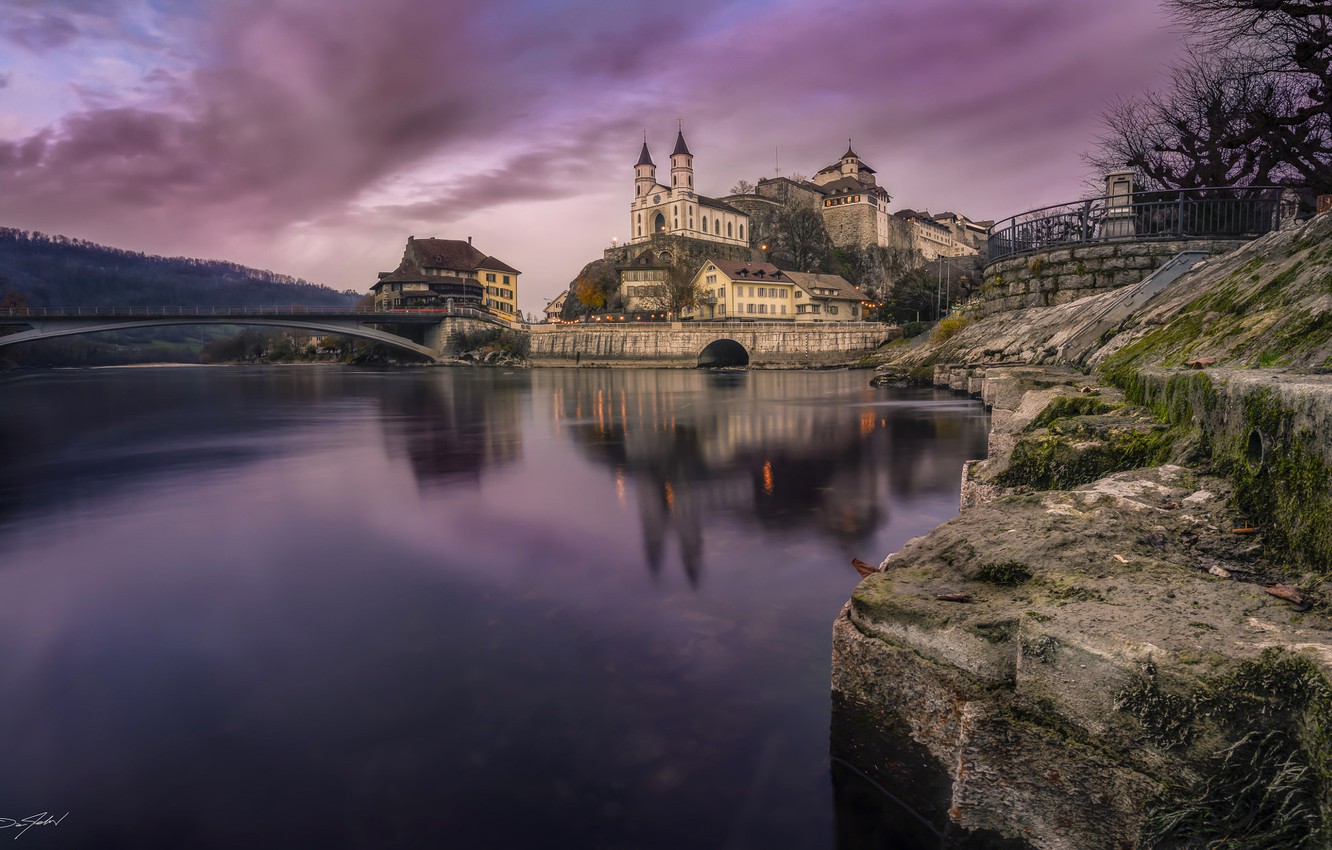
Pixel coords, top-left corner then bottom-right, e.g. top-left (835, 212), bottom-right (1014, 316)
top-left (0, 304), bottom-right (506, 323)
top-left (988, 186), bottom-right (1285, 262)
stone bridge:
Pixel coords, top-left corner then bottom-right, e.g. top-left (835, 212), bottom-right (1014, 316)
top-left (0, 308), bottom-right (895, 366)
top-left (0, 307), bottom-right (504, 362)
top-left (528, 321), bottom-right (895, 367)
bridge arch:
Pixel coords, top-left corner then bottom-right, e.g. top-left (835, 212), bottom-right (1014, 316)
top-left (0, 317), bottom-right (440, 361)
top-left (697, 338), bottom-right (749, 368)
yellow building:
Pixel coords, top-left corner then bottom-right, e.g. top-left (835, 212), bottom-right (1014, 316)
top-left (691, 259), bottom-right (797, 321)
top-left (371, 236), bottom-right (521, 322)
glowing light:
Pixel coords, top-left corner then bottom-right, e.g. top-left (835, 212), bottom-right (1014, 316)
top-left (762, 459), bottom-right (774, 496)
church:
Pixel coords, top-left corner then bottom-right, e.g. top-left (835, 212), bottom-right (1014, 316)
top-left (630, 128), bottom-right (750, 248)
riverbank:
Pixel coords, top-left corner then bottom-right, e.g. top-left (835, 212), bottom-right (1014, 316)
top-left (835, 213), bottom-right (1332, 848)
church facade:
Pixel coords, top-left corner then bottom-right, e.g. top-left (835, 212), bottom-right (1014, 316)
top-left (630, 130), bottom-right (750, 249)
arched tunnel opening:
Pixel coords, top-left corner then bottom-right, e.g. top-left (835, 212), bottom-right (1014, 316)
top-left (697, 338), bottom-right (750, 368)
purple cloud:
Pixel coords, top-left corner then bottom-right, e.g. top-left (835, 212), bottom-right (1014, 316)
top-left (0, 0), bottom-right (1186, 305)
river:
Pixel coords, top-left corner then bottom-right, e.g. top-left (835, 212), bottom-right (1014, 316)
top-left (0, 366), bottom-right (989, 848)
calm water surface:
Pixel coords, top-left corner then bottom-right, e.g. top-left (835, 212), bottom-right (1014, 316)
top-left (0, 366), bottom-right (988, 849)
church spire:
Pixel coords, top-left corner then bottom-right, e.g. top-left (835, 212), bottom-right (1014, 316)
top-left (672, 127), bottom-right (692, 157)
top-left (637, 136), bottom-right (654, 167)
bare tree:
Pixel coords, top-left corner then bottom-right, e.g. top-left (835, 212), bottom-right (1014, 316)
top-left (769, 206), bottom-right (832, 272)
top-left (1089, 2), bottom-right (1332, 193)
top-left (730, 179), bottom-right (756, 195)
top-left (633, 263), bottom-right (702, 317)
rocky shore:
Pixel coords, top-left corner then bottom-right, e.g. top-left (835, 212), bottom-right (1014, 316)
top-left (834, 214), bottom-right (1332, 848)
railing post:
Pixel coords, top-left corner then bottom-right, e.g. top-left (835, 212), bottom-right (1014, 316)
top-left (1081, 201), bottom-right (1091, 243)
top-left (1177, 191), bottom-right (1186, 238)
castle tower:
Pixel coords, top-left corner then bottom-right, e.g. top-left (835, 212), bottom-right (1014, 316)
top-left (670, 128), bottom-right (694, 191)
top-left (840, 140), bottom-right (860, 180)
top-left (635, 136), bottom-right (656, 198)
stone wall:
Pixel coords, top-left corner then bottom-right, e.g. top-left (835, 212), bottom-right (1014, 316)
top-left (980, 239), bottom-right (1245, 316)
top-left (527, 323), bottom-right (892, 366)
top-left (822, 202), bottom-right (880, 249)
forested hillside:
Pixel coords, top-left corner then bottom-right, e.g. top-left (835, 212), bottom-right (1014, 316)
top-left (0, 228), bottom-right (357, 308)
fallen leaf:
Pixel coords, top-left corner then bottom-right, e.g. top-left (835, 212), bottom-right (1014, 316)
top-left (1159, 501), bottom-right (1181, 510)
top-left (852, 558), bottom-right (878, 578)
top-left (1265, 584), bottom-right (1306, 606)
top-left (1113, 554), bottom-right (1129, 564)
top-left (1208, 565), bottom-right (1231, 579)
top-left (934, 592), bottom-right (973, 603)
top-left (1232, 527), bottom-right (1257, 534)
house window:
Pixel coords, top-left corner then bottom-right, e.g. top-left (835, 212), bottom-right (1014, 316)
top-left (746, 303), bottom-right (755, 314)
top-left (503, 275), bottom-right (510, 284)
top-left (719, 304), bottom-right (725, 315)
top-left (486, 273), bottom-right (496, 282)
top-left (759, 304), bottom-right (767, 314)
top-left (780, 304), bottom-right (786, 314)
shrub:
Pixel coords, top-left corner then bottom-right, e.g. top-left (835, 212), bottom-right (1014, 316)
top-left (930, 315), bottom-right (970, 343)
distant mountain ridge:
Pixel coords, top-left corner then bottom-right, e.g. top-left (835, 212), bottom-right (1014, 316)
top-left (0, 227), bottom-right (358, 308)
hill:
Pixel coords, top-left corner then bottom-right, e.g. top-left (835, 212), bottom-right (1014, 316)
top-left (0, 228), bottom-right (357, 308)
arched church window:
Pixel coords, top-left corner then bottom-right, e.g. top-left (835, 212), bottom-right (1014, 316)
top-left (739, 224), bottom-right (744, 240)
top-left (727, 222), bottom-right (733, 238)
top-left (688, 175), bottom-right (692, 187)
top-left (702, 216), bottom-right (708, 233)
top-left (654, 213), bottom-right (666, 233)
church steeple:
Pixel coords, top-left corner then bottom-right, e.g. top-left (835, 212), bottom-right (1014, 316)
top-left (635, 133), bottom-right (656, 197)
top-left (670, 121), bottom-right (694, 191)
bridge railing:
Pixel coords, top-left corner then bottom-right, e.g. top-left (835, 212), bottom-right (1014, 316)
top-left (987, 185), bottom-right (1285, 262)
top-left (0, 305), bottom-right (508, 323)
top-left (531, 320), bottom-right (888, 331)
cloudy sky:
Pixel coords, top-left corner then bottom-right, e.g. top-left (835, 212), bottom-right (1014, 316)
top-left (0, 0), bottom-right (1183, 312)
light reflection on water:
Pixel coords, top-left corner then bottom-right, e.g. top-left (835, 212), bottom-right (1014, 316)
top-left (0, 366), bottom-right (988, 849)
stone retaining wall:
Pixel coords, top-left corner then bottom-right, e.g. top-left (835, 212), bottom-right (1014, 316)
top-left (527, 323), bottom-right (893, 366)
top-left (979, 239), bottom-right (1245, 316)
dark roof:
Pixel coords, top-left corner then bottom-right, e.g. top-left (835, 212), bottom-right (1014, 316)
top-left (843, 142), bottom-right (858, 160)
top-left (375, 263), bottom-right (430, 284)
top-left (618, 247), bottom-right (670, 270)
top-left (784, 271), bottom-right (864, 301)
top-left (408, 238), bottom-right (488, 271)
top-left (636, 141), bottom-right (654, 167)
top-left (706, 258), bottom-right (789, 281)
top-left (820, 177), bottom-right (873, 194)
top-left (479, 255), bottom-right (521, 275)
top-left (403, 237), bottom-right (520, 275)
top-left (672, 129), bottom-right (691, 157)
top-left (698, 194), bottom-right (742, 214)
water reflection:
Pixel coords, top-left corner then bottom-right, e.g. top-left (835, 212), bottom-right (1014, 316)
top-left (539, 370), bottom-right (988, 585)
top-left (376, 371), bottom-right (527, 488)
top-left (0, 366), bottom-right (992, 849)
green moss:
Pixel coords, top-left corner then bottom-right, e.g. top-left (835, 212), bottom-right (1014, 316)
top-left (996, 419), bottom-right (1176, 490)
top-left (1126, 649), bottom-right (1332, 849)
top-left (975, 559), bottom-right (1033, 586)
top-left (1020, 633), bottom-right (1059, 662)
top-left (1218, 387), bottom-right (1332, 575)
top-left (1026, 394), bottom-right (1113, 430)
top-left (971, 619), bottom-right (1018, 644)
top-left (1024, 610), bottom-right (1054, 623)
top-left (1115, 661), bottom-right (1196, 749)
